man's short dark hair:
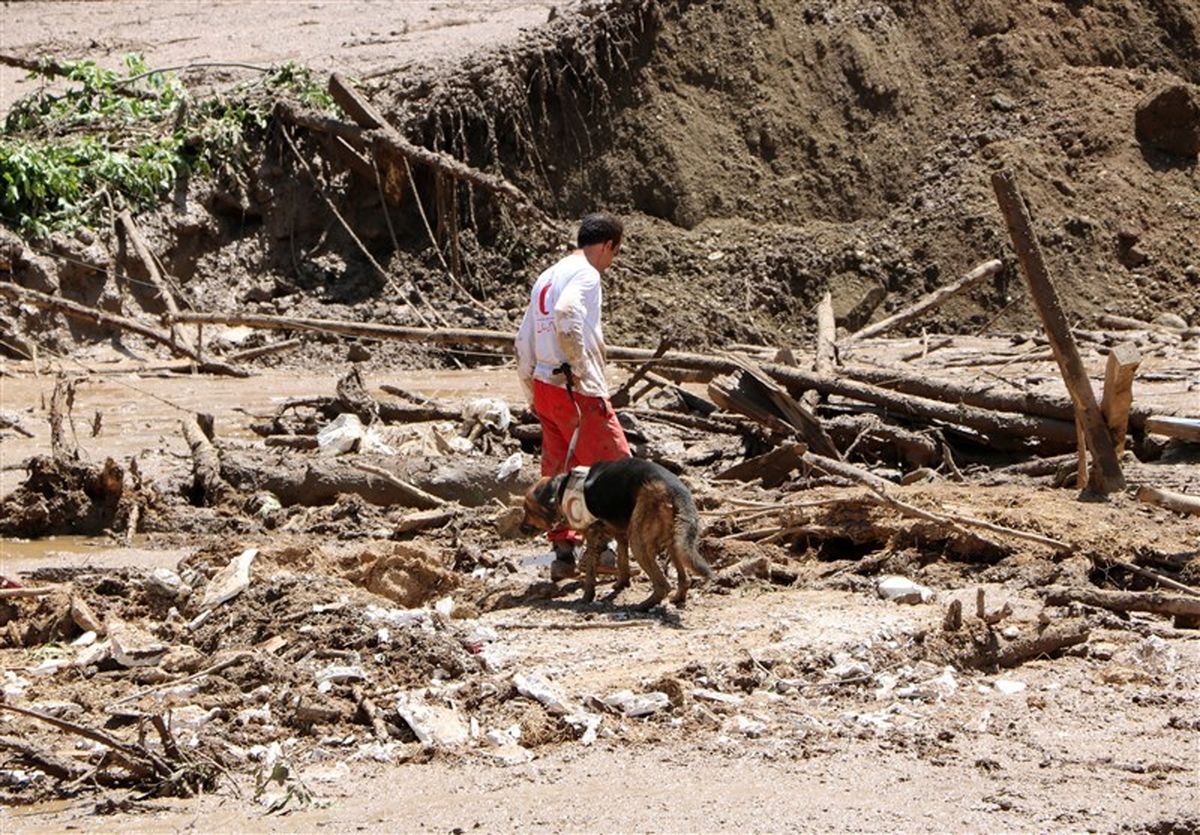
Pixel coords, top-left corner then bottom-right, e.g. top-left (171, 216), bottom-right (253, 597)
top-left (577, 212), bottom-right (623, 248)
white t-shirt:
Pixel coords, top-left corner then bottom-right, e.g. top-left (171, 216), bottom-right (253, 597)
top-left (515, 251), bottom-right (608, 400)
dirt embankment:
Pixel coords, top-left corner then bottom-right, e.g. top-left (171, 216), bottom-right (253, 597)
top-left (3, 0), bottom-right (1198, 366)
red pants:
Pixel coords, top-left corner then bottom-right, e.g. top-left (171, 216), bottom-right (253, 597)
top-left (532, 379), bottom-right (630, 544)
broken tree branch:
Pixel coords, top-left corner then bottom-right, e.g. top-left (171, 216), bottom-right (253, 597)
top-left (843, 259), bottom-right (1003, 344)
top-left (1045, 586), bottom-right (1200, 618)
top-left (1136, 485), bottom-right (1200, 517)
top-left (350, 461), bottom-right (447, 509)
top-left (991, 170), bottom-right (1123, 492)
top-left (0, 283), bottom-right (247, 377)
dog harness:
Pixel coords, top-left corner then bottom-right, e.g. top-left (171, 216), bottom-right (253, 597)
top-left (560, 466), bottom-right (598, 530)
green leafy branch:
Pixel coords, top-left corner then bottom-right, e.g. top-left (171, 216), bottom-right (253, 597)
top-left (0, 54), bottom-right (334, 237)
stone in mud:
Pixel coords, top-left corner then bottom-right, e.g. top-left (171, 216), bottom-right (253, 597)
top-left (200, 547), bottom-right (258, 609)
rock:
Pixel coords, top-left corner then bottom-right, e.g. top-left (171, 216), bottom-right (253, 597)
top-left (315, 665), bottom-right (368, 686)
top-left (316, 413), bottom-right (365, 455)
top-left (71, 630), bottom-right (97, 647)
top-left (1135, 83), bottom-right (1200, 157)
top-left (876, 575), bottom-right (934, 604)
top-left (600, 689), bottom-right (672, 717)
top-left (108, 620), bottom-right (169, 668)
top-left (347, 343), bottom-right (372, 363)
top-left (990, 93), bottom-right (1017, 112)
top-left (692, 687), bottom-right (744, 706)
top-left (70, 596), bottom-right (103, 634)
top-left (145, 567), bottom-right (185, 599)
top-left (200, 547), bottom-right (258, 609)
top-left (734, 715), bottom-right (767, 738)
top-left (1153, 312), bottom-right (1188, 330)
top-left (161, 646), bottom-right (207, 673)
top-left (993, 678), bottom-right (1027, 695)
top-left (74, 640), bottom-right (111, 668)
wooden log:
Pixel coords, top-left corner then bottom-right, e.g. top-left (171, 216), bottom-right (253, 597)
top-left (632, 408), bottom-right (748, 436)
top-left (815, 291), bottom-right (837, 373)
top-left (711, 359), bottom-right (840, 459)
top-left (182, 413), bottom-right (226, 506)
top-left (843, 259), bottom-right (1003, 344)
top-left (264, 435), bottom-right (318, 450)
top-left (1100, 343), bottom-right (1141, 455)
top-left (167, 310), bottom-right (513, 347)
top-left (0, 736), bottom-right (87, 781)
top-left (0, 283), bottom-right (247, 377)
top-left (1097, 313), bottom-right (1188, 334)
top-left (227, 338), bottom-right (303, 363)
top-left (117, 209), bottom-right (187, 347)
top-left (1136, 485), bottom-right (1200, 517)
top-left (1045, 585), bottom-right (1200, 618)
top-left (991, 170), bottom-right (1124, 492)
top-left (611, 338), bottom-right (672, 408)
top-left (955, 619), bottom-right (1091, 669)
top-left (643, 370), bottom-right (718, 414)
top-left (325, 75), bottom-right (548, 224)
top-left (1144, 416), bottom-right (1200, 443)
top-left (155, 310), bottom-right (1132, 446)
top-left (350, 461), bottom-right (447, 509)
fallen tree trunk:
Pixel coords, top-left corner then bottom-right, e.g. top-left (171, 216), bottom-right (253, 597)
top-left (841, 366), bottom-right (1169, 431)
top-left (1045, 585), bottom-right (1200, 618)
top-left (843, 259), bottom-right (1003, 344)
top-left (182, 414), bottom-right (227, 506)
top-left (1136, 485), bottom-right (1200, 517)
top-left (166, 310), bottom-right (513, 347)
top-left (1144, 416), bottom-right (1200, 443)
top-left (0, 283), bottom-right (247, 377)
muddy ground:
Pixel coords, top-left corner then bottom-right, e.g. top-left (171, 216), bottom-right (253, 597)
top-left (2, 0), bottom-right (1200, 832)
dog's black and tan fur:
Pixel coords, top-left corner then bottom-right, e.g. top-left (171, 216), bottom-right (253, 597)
top-left (521, 458), bottom-right (713, 610)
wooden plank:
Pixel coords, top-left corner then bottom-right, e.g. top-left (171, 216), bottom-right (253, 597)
top-left (1144, 416), bottom-right (1200, 443)
top-left (843, 259), bottom-right (1002, 343)
top-left (991, 170), bottom-right (1124, 493)
top-left (803, 291), bottom-right (836, 411)
top-left (1100, 342), bottom-right (1141, 455)
top-left (716, 441), bottom-right (806, 488)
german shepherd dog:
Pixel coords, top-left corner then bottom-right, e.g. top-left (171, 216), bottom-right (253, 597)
top-left (520, 458), bottom-right (713, 611)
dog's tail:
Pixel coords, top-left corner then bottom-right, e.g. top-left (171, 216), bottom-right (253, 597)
top-left (672, 493), bottom-right (713, 580)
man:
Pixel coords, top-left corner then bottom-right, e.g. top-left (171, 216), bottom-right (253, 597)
top-left (515, 212), bottom-right (631, 581)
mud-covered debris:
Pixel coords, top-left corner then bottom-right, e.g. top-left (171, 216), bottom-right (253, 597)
top-left (109, 619), bottom-right (169, 667)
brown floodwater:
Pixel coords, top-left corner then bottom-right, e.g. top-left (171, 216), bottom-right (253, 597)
top-left (0, 360), bottom-right (527, 575)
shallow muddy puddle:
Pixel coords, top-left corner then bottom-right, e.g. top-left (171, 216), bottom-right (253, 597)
top-left (0, 361), bottom-right (525, 496)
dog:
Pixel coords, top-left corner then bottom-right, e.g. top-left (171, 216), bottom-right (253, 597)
top-left (520, 457), bottom-right (713, 611)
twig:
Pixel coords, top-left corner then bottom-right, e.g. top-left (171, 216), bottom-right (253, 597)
top-left (110, 651), bottom-right (252, 707)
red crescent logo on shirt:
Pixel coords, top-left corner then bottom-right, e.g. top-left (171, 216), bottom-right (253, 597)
top-left (538, 284), bottom-right (551, 315)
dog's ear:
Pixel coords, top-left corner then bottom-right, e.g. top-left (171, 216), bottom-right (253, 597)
top-left (531, 474), bottom-right (564, 510)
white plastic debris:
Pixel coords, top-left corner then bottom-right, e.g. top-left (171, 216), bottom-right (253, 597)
top-left (168, 705), bottom-right (222, 731)
top-left (315, 665), bottom-right (368, 686)
top-left (1, 673), bottom-right (32, 701)
top-left (827, 653), bottom-right (873, 680)
top-left (1136, 635), bottom-right (1179, 674)
top-left (992, 678), bottom-right (1027, 696)
top-left (363, 604), bottom-right (429, 628)
top-left (876, 575), bottom-right (934, 604)
top-left (434, 597), bottom-right (456, 618)
top-left (71, 631), bottom-right (97, 647)
top-left (27, 658), bottom-right (70, 677)
top-left (317, 412), bottom-right (366, 455)
top-left (513, 673), bottom-right (574, 716)
top-left (394, 692), bottom-right (469, 748)
top-left (462, 398), bottom-right (512, 433)
top-left (601, 690), bottom-right (671, 717)
top-left (200, 547), bottom-right (258, 609)
top-left (497, 452), bottom-right (524, 481)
